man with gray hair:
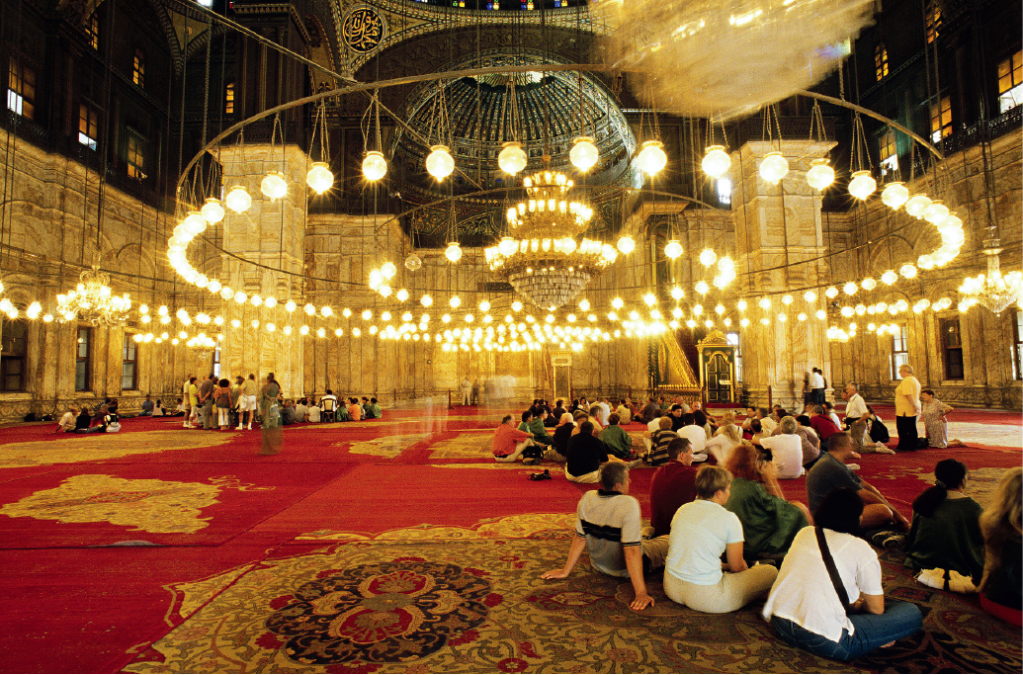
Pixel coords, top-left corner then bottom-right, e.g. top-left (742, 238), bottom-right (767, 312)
top-left (842, 382), bottom-right (868, 428)
top-left (542, 463), bottom-right (670, 611)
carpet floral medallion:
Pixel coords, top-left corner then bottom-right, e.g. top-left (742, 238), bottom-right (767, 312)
top-left (428, 432), bottom-right (495, 459)
top-left (0, 430), bottom-right (235, 468)
top-left (123, 513), bottom-right (1021, 674)
top-left (0, 474), bottom-right (232, 533)
top-left (339, 434), bottom-right (433, 459)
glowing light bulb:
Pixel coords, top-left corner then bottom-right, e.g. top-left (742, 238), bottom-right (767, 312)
top-left (861, 278), bottom-right (877, 291)
top-left (881, 270), bottom-right (899, 285)
top-left (698, 249), bottom-right (717, 267)
top-left (637, 140), bottom-right (667, 175)
top-left (225, 186), bottom-right (252, 213)
top-left (758, 151), bottom-right (789, 183)
top-left (900, 264), bottom-right (918, 279)
top-left (512, 301), bottom-right (524, 312)
top-left (498, 141), bottom-right (527, 175)
top-left (396, 289), bottom-right (409, 302)
top-left (381, 262), bottom-right (397, 279)
top-left (904, 194), bottom-right (932, 218)
top-left (569, 136), bottom-right (599, 172)
top-left (421, 294), bottom-right (433, 307)
top-left (449, 296), bottom-right (461, 309)
top-left (924, 200), bottom-right (950, 224)
top-left (445, 242), bottom-right (462, 262)
top-left (664, 239), bottom-right (683, 259)
top-left (362, 151), bottom-right (387, 181)
top-left (825, 286), bottom-right (839, 299)
top-left (261, 171), bottom-right (287, 200)
top-left (306, 162), bottom-right (334, 194)
top-left (881, 182), bottom-right (910, 209)
top-left (425, 145), bottom-right (455, 180)
top-left (848, 170), bottom-right (876, 200)
top-left (701, 145), bottom-right (731, 179)
top-left (617, 235), bottom-right (635, 254)
top-left (201, 198), bottom-right (225, 224)
top-left (806, 159), bottom-right (835, 190)
top-left (182, 211), bottom-right (207, 236)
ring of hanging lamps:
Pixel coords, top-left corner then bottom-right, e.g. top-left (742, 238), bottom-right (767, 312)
top-left (445, 241), bottom-right (462, 262)
top-left (306, 162), bottom-right (334, 194)
top-left (701, 145), bottom-right (731, 179)
top-left (201, 197), bottom-right (225, 224)
top-left (848, 170), bottom-right (877, 200)
top-left (225, 185), bottom-right (252, 213)
top-left (616, 235), bottom-right (636, 254)
top-left (758, 151), bottom-right (789, 183)
top-left (425, 145), bottom-right (455, 180)
top-left (498, 141), bottom-right (528, 175)
top-left (880, 181), bottom-right (910, 209)
top-left (806, 159), bottom-right (835, 190)
top-left (362, 151), bottom-right (387, 181)
top-left (637, 140), bottom-right (667, 175)
top-left (570, 136), bottom-right (599, 172)
top-left (261, 171), bottom-right (287, 200)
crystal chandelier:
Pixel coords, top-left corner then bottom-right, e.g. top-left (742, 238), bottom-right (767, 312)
top-left (56, 265), bottom-right (131, 326)
top-left (958, 247), bottom-right (1023, 316)
top-left (485, 170), bottom-right (618, 311)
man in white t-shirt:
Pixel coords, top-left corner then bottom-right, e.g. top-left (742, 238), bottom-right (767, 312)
top-left (809, 368), bottom-right (826, 404)
top-left (842, 383), bottom-right (868, 428)
top-left (541, 463), bottom-right (669, 611)
top-left (756, 408), bottom-right (778, 436)
top-left (294, 399), bottom-right (309, 423)
top-left (306, 404), bottom-right (321, 423)
top-left (677, 413), bottom-right (708, 455)
top-left (756, 417), bottom-right (805, 478)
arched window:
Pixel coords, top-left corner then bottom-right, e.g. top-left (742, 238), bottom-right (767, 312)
top-left (874, 42), bottom-right (889, 81)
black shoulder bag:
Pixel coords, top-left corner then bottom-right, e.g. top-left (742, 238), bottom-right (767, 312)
top-left (815, 527), bottom-right (854, 612)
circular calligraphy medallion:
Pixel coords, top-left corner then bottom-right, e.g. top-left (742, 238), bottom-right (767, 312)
top-left (342, 7), bottom-right (385, 54)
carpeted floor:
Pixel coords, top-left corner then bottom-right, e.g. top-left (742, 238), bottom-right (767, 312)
top-left (0, 403), bottom-right (1020, 673)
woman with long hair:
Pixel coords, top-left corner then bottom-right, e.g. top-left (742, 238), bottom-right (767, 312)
top-left (978, 467), bottom-right (1022, 626)
top-left (723, 441), bottom-right (811, 560)
top-left (903, 459), bottom-right (984, 583)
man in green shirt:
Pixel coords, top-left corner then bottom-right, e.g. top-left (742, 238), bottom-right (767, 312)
top-left (519, 410), bottom-right (553, 446)
top-left (367, 397), bottom-right (382, 419)
top-left (599, 413), bottom-right (634, 459)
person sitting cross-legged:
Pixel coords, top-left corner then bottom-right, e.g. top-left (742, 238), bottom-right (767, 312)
top-left (541, 462), bottom-right (669, 611)
top-left (648, 438), bottom-right (698, 538)
top-left (565, 421), bottom-right (612, 483)
top-left (492, 413), bottom-right (541, 464)
top-left (519, 409), bottom-right (553, 448)
top-left (763, 488), bottom-right (923, 661)
top-left (599, 413), bottom-right (634, 460)
top-left (636, 416), bottom-right (679, 468)
top-left (663, 465), bottom-right (779, 614)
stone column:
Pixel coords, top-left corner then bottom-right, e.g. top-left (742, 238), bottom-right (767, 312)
top-left (215, 144), bottom-right (309, 397)
top-left (734, 140), bottom-right (836, 411)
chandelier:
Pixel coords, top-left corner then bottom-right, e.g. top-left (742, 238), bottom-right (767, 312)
top-left (958, 248), bottom-right (1023, 316)
top-left (56, 266), bottom-right (131, 326)
top-left (485, 170), bottom-right (618, 311)
top-left (187, 333), bottom-right (217, 359)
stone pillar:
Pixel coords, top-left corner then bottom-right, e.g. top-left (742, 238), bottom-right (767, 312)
top-left (215, 144), bottom-right (309, 397)
top-left (734, 140), bottom-right (836, 411)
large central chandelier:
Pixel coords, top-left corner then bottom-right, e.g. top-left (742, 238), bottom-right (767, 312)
top-left (485, 170), bottom-right (618, 310)
top-left (958, 248), bottom-right (1023, 316)
top-left (56, 266), bottom-right (131, 326)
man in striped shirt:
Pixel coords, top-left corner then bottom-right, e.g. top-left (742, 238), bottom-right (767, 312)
top-left (541, 463), bottom-right (669, 610)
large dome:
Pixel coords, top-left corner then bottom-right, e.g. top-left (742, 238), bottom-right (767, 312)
top-left (390, 52), bottom-right (635, 202)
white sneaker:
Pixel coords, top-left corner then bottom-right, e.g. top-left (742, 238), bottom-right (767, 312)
top-left (235, 426), bottom-right (243, 431)
top-left (247, 424), bottom-right (252, 430)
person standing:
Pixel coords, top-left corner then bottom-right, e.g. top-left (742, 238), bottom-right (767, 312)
top-left (460, 377), bottom-right (472, 406)
top-left (213, 378), bottom-right (232, 430)
top-left (237, 374), bottom-right (258, 430)
top-left (186, 376), bottom-right (199, 428)
top-left (809, 368), bottom-right (826, 406)
top-left (894, 364), bottom-right (922, 452)
top-left (200, 374), bottom-right (216, 430)
top-left (259, 373), bottom-right (282, 456)
top-left (182, 373), bottom-right (193, 422)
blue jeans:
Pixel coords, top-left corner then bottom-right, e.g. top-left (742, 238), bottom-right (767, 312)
top-left (771, 601), bottom-right (922, 661)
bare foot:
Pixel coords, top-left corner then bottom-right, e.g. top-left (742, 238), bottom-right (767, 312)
top-left (880, 641), bottom-right (896, 648)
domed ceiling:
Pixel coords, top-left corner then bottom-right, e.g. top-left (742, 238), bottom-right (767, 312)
top-left (389, 52), bottom-right (636, 203)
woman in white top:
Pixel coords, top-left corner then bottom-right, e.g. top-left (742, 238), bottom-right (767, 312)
top-left (706, 423), bottom-right (742, 465)
top-left (763, 488), bottom-right (923, 660)
top-left (663, 466), bottom-right (778, 614)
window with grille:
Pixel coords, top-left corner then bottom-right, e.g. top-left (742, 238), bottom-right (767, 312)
top-left (716, 177), bottom-right (732, 207)
top-left (998, 51), bottom-right (1023, 114)
top-left (879, 129), bottom-right (898, 177)
top-left (939, 317), bottom-right (964, 380)
top-left (1, 319), bottom-right (28, 392)
top-left (122, 335), bottom-right (137, 391)
top-left (1012, 310), bottom-right (1022, 381)
top-left (874, 42), bottom-right (889, 81)
top-left (132, 49), bottom-right (145, 88)
top-left (127, 133), bottom-right (146, 180)
top-left (891, 325), bottom-right (909, 380)
top-left (925, 2), bottom-right (942, 43)
top-left (75, 327), bottom-right (92, 392)
top-left (86, 13), bottom-right (99, 50)
top-left (224, 82), bottom-right (235, 114)
top-left (7, 57), bottom-right (36, 120)
top-left (79, 103), bottom-right (99, 150)
top-left (930, 96), bottom-right (952, 143)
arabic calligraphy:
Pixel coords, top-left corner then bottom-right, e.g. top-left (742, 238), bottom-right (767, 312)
top-left (343, 8), bottom-right (384, 53)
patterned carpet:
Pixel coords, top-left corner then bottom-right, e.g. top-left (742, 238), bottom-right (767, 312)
top-left (123, 514), bottom-right (1022, 674)
top-left (0, 405), bottom-right (1019, 673)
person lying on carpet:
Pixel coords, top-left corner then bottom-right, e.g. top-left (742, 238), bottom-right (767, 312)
top-left (648, 438), bottom-right (698, 538)
top-left (762, 488), bottom-right (924, 661)
top-left (663, 465), bottom-right (779, 614)
top-left (978, 466), bottom-right (1022, 627)
top-left (493, 414), bottom-right (542, 464)
top-left (805, 433), bottom-right (911, 533)
top-left (903, 459), bottom-right (984, 586)
top-left (56, 406), bottom-right (78, 432)
top-left (542, 462), bottom-right (669, 611)
top-left (724, 441), bottom-right (811, 562)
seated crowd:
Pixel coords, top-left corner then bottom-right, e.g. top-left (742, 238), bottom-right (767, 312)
top-left (491, 390), bottom-right (1020, 660)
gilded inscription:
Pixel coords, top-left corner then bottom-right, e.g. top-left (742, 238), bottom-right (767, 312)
top-left (342, 8), bottom-right (384, 53)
